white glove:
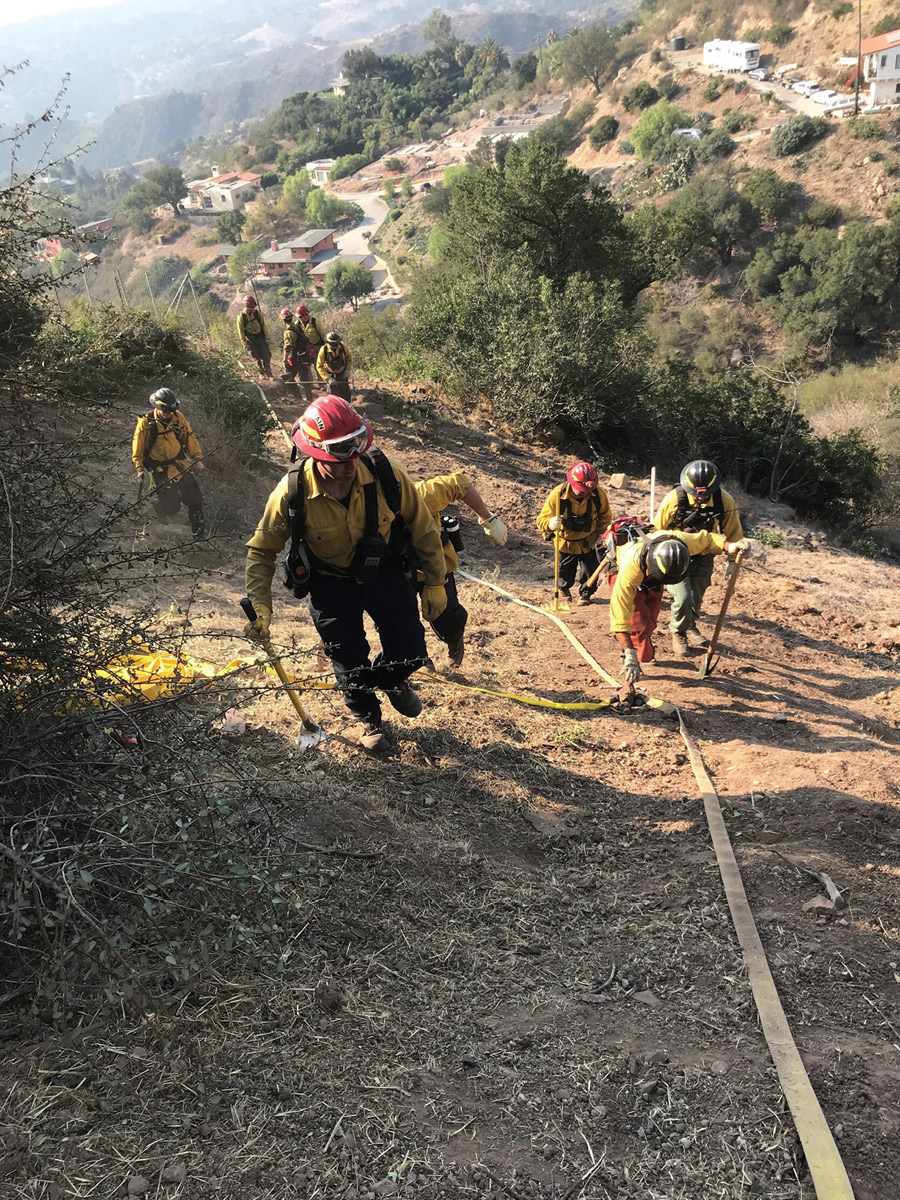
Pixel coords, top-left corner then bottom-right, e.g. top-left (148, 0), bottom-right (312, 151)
top-left (548, 516), bottom-right (562, 532)
top-left (192, 460), bottom-right (205, 472)
top-left (725, 538), bottom-right (749, 559)
top-left (480, 514), bottom-right (508, 547)
top-left (621, 647), bottom-right (642, 684)
top-left (136, 470), bottom-right (146, 485)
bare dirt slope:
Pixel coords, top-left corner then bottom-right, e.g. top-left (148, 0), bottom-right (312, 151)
top-left (3, 383), bottom-right (900, 1200)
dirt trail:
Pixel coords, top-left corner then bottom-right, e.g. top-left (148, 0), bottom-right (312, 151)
top-left (5, 383), bottom-right (900, 1200)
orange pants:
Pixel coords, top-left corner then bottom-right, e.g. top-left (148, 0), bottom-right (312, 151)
top-left (608, 576), bottom-right (663, 662)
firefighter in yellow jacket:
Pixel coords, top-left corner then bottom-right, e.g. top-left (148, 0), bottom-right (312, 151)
top-left (244, 396), bottom-right (446, 752)
top-left (236, 294), bottom-right (272, 378)
top-left (536, 462), bottom-right (612, 605)
top-left (654, 459), bottom-right (744, 657)
top-left (132, 387), bottom-right (205, 537)
top-left (414, 472), bottom-right (508, 667)
top-left (609, 528), bottom-right (748, 684)
top-left (316, 331), bottom-right (352, 402)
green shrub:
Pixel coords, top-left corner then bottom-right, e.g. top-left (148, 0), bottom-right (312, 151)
top-left (753, 528), bottom-right (786, 548)
top-left (696, 128), bottom-right (736, 162)
top-left (695, 111), bottom-right (715, 129)
top-left (389, 207), bottom-right (403, 220)
top-left (800, 200), bottom-right (842, 227)
top-left (767, 23), bottom-right (795, 45)
top-left (772, 114), bottom-right (828, 156)
top-left (194, 228), bottom-right (221, 246)
top-left (831, 1), bottom-right (853, 16)
top-left (885, 160), bottom-right (899, 175)
top-left (744, 25), bottom-right (764, 40)
top-left (732, 79), bottom-right (748, 95)
top-left (847, 117), bottom-right (882, 140)
top-left (623, 82), bottom-right (660, 112)
top-left (741, 167), bottom-right (793, 218)
top-left (658, 73), bottom-right (681, 100)
top-left (703, 77), bottom-right (723, 103)
top-left (590, 114), bottom-right (620, 149)
top-left (330, 153), bottom-right (370, 180)
top-left (384, 157), bottom-right (404, 172)
top-left (721, 108), bottom-right (754, 133)
top-left (651, 47), bottom-right (663, 64)
top-left (619, 139), bottom-right (635, 154)
top-left (630, 100), bottom-right (691, 161)
top-left (873, 13), bottom-right (900, 36)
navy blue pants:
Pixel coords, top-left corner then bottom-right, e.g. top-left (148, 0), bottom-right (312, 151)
top-left (416, 571), bottom-right (467, 644)
top-left (308, 565), bottom-right (427, 720)
top-left (559, 548), bottom-right (599, 599)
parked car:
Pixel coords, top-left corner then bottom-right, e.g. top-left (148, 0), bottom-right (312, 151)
top-left (792, 80), bottom-right (820, 96)
top-left (748, 67), bottom-right (772, 81)
top-left (672, 127), bottom-right (704, 141)
top-left (811, 89), bottom-right (840, 105)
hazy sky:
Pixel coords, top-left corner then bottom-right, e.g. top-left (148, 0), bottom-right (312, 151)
top-left (0, 0), bottom-right (124, 27)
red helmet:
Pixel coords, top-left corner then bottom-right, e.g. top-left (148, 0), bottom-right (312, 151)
top-left (296, 305), bottom-right (309, 317)
top-left (280, 307), bottom-right (293, 320)
top-left (291, 396), bottom-right (373, 462)
top-left (243, 294), bottom-right (257, 308)
top-left (566, 461), bottom-right (599, 494)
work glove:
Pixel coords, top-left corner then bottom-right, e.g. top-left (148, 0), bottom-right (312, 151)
top-left (621, 647), bottom-right (642, 685)
top-left (479, 514), bottom-right (508, 547)
top-left (243, 604), bottom-right (272, 643)
top-left (421, 585), bottom-right (448, 621)
top-left (192, 460), bottom-right (205, 472)
top-left (725, 538), bottom-right (749, 559)
top-left (548, 516), bottom-right (562, 532)
top-left (136, 470), bottom-right (146, 485)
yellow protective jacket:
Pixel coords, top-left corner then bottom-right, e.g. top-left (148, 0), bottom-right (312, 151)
top-left (316, 341), bottom-right (353, 380)
top-left (296, 315), bottom-right (323, 347)
top-left (245, 453), bottom-right (446, 613)
top-left (655, 487), bottom-right (743, 548)
top-left (536, 482), bottom-right (612, 554)
top-left (609, 530), bottom-right (727, 633)
top-left (282, 324), bottom-right (301, 361)
top-left (237, 308), bottom-right (268, 344)
top-left (132, 411), bottom-right (202, 482)
top-left (414, 471), bottom-right (472, 576)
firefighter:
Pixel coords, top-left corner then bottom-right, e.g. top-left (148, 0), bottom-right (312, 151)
top-left (414, 472), bottom-right (508, 667)
top-left (654, 459), bottom-right (744, 657)
top-left (294, 304), bottom-right (324, 352)
top-left (316, 331), bottom-right (352, 402)
top-left (536, 462), bottom-right (612, 604)
top-left (609, 528), bottom-right (747, 683)
top-left (279, 307), bottom-right (303, 384)
top-left (132, 388), bottom-right (205, 538)
top-left (244, 396), bottom-right (447, 752)
top-left (236, 294), bottom-right (272, 378)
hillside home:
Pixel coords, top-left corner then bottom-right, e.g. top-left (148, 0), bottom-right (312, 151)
top-left (306, 159), bottom-right (336, 186)
top-left (331, 73), bottom-right (349, 96)
top-left (256, 229), bottom-right (337, 278)
top-left (184, 169), bottom-right (262, 212)
top-left (861, 29), bottom-right (900, 105)
top-left (308, 252), bottom-right (376, 290)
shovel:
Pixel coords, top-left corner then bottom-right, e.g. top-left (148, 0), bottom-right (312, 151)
top-left (542, 496), bottom-right (570, 613)
top-left (698, 550), bottom-right (744, 680)
top-left (239, 598), bottom-right (326, 749)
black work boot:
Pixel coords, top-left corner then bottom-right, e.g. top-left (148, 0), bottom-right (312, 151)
top-left (386, 682), bottom-right (423, 718)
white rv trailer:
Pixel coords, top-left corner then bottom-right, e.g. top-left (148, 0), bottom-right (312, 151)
top-left (702, 39), bottom-right (761, 72)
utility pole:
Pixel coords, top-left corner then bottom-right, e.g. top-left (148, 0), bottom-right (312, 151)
top-left (855, 0), bottom-right (863, 115)
top-left (536, 33), bottom-right (544, 76)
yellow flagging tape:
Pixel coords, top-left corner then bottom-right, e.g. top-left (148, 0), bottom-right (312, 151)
top-left (677, 710), bottom-right (855, 1200)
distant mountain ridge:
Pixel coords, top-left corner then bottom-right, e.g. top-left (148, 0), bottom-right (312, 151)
top-left (2, 0), bottom-right (625, 170)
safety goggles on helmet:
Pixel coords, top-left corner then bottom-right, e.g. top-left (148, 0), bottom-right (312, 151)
top-left (315, 423), bottom-right (370, 460)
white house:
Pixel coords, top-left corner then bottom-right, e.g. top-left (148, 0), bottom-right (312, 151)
top-left (861, 29), bottom-right (900, 105)
top-left (184, 169), bottom-right (263, 212)
top-left (702, 40), bottom-right (760, 72)
top-left (306, 159), bottom-right (336, 187)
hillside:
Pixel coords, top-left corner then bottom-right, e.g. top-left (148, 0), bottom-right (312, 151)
top-left (3, 377), bottom-right (899, 1199)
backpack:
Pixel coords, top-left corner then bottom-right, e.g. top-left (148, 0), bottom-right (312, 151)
top-left (283, 448), bottom-right (413, 598)
top-left (673, 485), bottom-right (725, 533)
top-left (605, 519), bottom-right (680, 593)
top-left (559, 488), bottom-right (603, 534)
top-left (142, 412), bottom-right (190, 468)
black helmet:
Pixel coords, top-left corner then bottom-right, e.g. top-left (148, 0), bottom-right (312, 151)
top-left (646, 536), bottom-right (691, 583)
top-left (326, 330), bottom-right (341, 345)
top-left (150, 387), bottom-right (179, 412)
top-left (680, 459), bottom-right (719, 501)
